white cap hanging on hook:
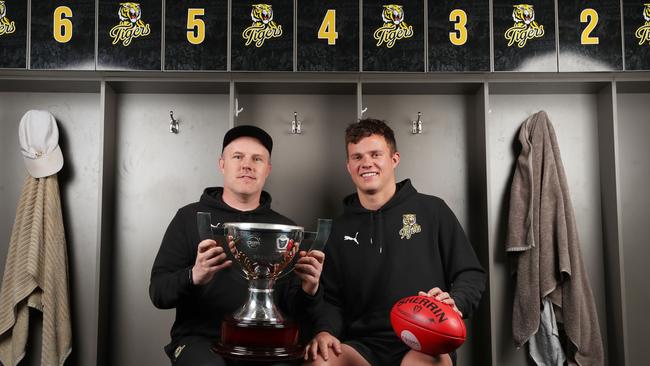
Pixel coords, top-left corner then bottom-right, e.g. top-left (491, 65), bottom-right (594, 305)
top-left (18, 110), bottom-right (64, 178)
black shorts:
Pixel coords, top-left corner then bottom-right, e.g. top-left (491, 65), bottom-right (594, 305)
top-left (165, 336), bottom-right (300, 366)
top-left (345, 334), bottom-right (410, 366)
top-left (345, 334), bottom-right (457, 366)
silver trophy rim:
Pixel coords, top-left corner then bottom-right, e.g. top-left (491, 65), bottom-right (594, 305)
top-left (221, 222), bottom-right (304, 232)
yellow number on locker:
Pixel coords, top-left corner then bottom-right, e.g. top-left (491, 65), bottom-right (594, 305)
top-left (53, 6), bottom-right (73, 43)
top-left (187, 8), bottom-right (205, 45)
top-left (449, 9), bottom-right (467, 46)
top-left (318, 9), bottom-right (338, 45)
top-left (580, 8), bottom-right (599, 45)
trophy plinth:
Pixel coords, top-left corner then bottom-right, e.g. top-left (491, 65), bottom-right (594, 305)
top-left (215, 270), bottom-right (302, 361)
top-left (195, 217), bottom-right (330, 361)
top-left (214, 316), bottom-right (302, 360)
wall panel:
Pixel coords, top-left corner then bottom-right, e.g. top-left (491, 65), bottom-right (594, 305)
top-left (0, 90), bottom-right (101, 366)
top-left (487, 86), bottom-right (611, 365)
top-left (236, 87), bottom-right (357, 230)
top-left (616, 89), bottom-right (650, 366)
top-left (110, 92), bottom-right (229, 366)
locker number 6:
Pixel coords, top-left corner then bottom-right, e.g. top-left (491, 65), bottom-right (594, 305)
top-left (53, 6), bottom-right (73, 43)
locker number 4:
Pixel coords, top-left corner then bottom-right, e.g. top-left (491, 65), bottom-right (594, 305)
top-left (318, 9), bottom-right (338, 45)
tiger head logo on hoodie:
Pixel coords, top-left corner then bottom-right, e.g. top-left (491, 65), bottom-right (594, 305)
top-left (399, 213), bottom-right (421, 239)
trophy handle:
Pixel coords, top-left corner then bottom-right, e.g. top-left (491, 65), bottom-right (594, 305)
top-left (197, 211), bottom-right (244, 272)
top-left (303, 218), bottom-right (332, 252)
top-left (276, 218), bottom-right (332, 281)
top-left (197, 211), bottom-right (227, 239)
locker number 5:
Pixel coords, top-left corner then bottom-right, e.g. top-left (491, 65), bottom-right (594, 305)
top-left (53, 6), bottom-right (73, 43)
top-left (580, 8), bottom-right (599, 45)
top-left (318, 9), bottom-right (338, 45)
top-left (187, 8), bottom-right (205, 45)
top-left (449, 9), bottom-right (467, 46)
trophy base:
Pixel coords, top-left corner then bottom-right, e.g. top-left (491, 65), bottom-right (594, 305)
top-left (213, 316), bottom-right (303, 361)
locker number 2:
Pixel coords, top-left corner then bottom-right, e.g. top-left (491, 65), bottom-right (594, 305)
top-left (449, 9), bottom-right (468, 46)
top-left (318, 9), bottom-right (338, 45)
top-left (187, 8), bottom-right (206, 45)
top-left (580, 8), bottom-right (599, 45)
top-left (53, 6), bottom-right (73, 43)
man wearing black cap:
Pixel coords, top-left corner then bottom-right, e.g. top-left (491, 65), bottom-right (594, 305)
top-left (149, 125), bottom-right (325, 366)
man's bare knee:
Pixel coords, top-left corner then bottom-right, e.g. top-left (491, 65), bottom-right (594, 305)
top-left (400, 350), bottom-right (452, 366)
top-left (303, 344), bottom-right (370, 366)
top-left (303, 356), bottom-right (329, 366)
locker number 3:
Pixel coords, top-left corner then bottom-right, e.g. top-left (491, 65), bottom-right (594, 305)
top-left (318, 9), bottom-right (338, 45)
top-left (53, 6), bottom-right (73, 43)
top-left (580, 8), bottom-right (599, 45)
top-left (449, 9), bottom-right (468, 46)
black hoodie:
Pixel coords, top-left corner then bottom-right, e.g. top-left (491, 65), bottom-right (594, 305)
top-left (149, 187), bottom-right (318, 351)
top-left (315, 179), bottom-right (486, 339)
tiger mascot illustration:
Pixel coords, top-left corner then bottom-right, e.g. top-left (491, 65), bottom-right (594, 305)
top-left (118, 2), bottom-right (146, 28)
top-left (399, 214), bottom-right (421, 240)
top-left (635, 3), bottom-right (650, 44)
top-left (0, 0), bottom-right (15, 34)
top-left (251, 4), bottom-right (279, 31)
top-left (110, 2), bottom-right (150, 46)
top-left (382, 4), bottom-right (410, 30)
top-left (505, 4), bottom-right (544, 47)
top-left (512, 4), bottom-right (542, 30)
top-left (0, 1), bottom-right (7, 24)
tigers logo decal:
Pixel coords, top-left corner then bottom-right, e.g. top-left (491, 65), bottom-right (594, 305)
top-left (0, 1), bottom-right (16, 36)
top-left (399, 214), bottom-right (421, 240)
top-left (373, 4), bottom-right (413, 48)
top-left (635, 4), bottom-right (650, 45)
top-left (504, 4), bottom-right (544, 48)
top-left (242, 4), bottom-right (282, 48)
top-left (109, 2), bottom-right (151, 46)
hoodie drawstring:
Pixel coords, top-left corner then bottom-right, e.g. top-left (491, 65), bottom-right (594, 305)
top-left (377, 211), bottom-right (383, 254)
top-left (369, 211), bottom-right (383, 254)
top-left (369, 212), bottom-right (374, 247)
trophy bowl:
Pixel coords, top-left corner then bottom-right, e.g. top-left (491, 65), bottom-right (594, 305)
top-left (196, 214), bottom-right (331, 361)
top-left (223, 222), bottom-right (304, 323)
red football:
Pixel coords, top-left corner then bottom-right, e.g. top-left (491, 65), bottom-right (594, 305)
top-left (390, 295), bottom-right (466, 355)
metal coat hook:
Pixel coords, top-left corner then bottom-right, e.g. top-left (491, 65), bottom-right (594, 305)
top-left (291, 112), bottom-right (302, 134)
top-left (358, 107), bottom-right (368, 122)
top-left (411, 112), bottom-right (422, 134)
top-left (235, 98), bottom-right (244, 118)
top-left (169, 111), bottom-right (179, 134)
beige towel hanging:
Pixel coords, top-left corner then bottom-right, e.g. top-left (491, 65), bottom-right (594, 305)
top-left (0, 175), bottom-right (72, 366)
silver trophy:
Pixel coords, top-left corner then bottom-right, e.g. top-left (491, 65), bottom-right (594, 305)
top-left (197, 212), bottom-right (331, 360)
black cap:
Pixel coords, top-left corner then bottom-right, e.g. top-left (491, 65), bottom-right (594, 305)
top-left (222, 125), bottom-right (273, 155)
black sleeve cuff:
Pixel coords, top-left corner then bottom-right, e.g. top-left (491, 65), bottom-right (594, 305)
top-left (300, 285), bottom-right (323, 303)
